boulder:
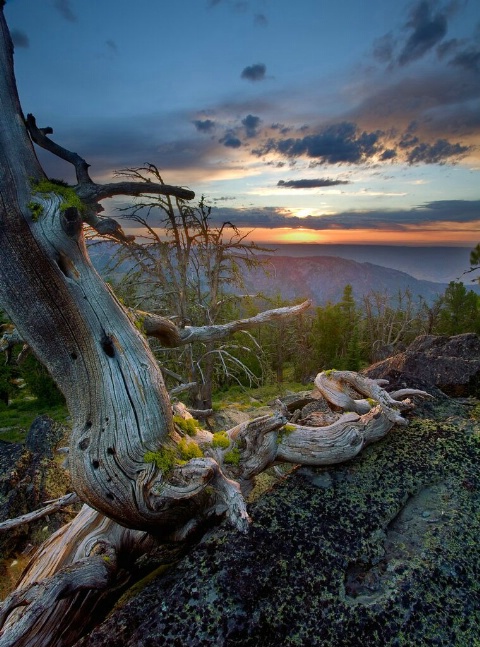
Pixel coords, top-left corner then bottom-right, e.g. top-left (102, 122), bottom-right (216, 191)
top-left (76, 399), bottom-right (480, 647)
top-left (0, 415), bottom-right (72, 559)
top-left (364, 333), bottom-right (480, 397)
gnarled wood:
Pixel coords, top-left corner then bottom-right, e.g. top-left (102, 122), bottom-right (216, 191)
top-left (0, 493), bottom-right (79, 533)
top-left (133, 299), bottom-right (312, 347)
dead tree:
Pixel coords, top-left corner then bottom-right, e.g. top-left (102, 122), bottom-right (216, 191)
top-left (0, 8), bottom-right (431, 646)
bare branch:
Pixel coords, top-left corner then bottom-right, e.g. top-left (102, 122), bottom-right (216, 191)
top-left (82, 181), bottom-right (195, 203)
top-left (0, 493), bottom-right (80, 533)
top-left (135, 300), bottom-right (312, 347)
top-left (26, 113), bottom-right (94, 186)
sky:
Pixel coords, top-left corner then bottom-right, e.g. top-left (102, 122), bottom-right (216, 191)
top-left (4, 0), bottom-right (480, 246)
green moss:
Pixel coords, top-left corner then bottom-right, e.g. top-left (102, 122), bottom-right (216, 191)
top-left (27, 201), bottom-right (44, 221)
top-left (30, 178), bottom-right (86, 217)
top-left (173, 415), bottom-right (199, 436)
top-left (277, 423), bottom-right (296, 444)
top-left (224, 447), bottom-right (241, 465)
top-left (211, 431), bottom-right (230, 449)
top-left (134, 315), bottom-right (146, 334)
top-left (323, 369), bottom-right (337, 377)
top-left (144, 447), bottom-right (176, 473)
top-left (177, 438), bottom-right (203, 460)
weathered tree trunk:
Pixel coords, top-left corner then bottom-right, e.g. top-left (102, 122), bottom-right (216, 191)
top-left (0, 7), bottom-right (432, 646)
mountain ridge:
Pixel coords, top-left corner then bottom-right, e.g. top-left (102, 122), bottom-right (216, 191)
top-left (245, 254), bottom-right (477, 305)
top-left (259, 244), bottom-right (479, 284)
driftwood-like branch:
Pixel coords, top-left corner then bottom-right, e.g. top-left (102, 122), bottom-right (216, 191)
top-left (26, 114), bottom-right (93, 186)
top-left (80, 181), bottom-right (195, 203)
top-left (0, 541), bottom-right (118, 647)
top-left (0, 493), bottom-right (80, 533)
top-left (134, 299), bottom-right (312, 347)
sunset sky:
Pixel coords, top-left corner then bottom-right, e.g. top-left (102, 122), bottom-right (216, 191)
top-left (5, 0), bottom-right (480, 246)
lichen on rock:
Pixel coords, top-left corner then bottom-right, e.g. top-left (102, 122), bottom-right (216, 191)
top-left (76, 398), bottom-right (480, 647)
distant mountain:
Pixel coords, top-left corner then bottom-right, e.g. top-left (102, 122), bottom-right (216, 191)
top-left (87, 243), bottom-right (479, 306)
top-left (260, 244), bottom-right (479, 284)
top-left (244, 255), bottom-right (465, 305)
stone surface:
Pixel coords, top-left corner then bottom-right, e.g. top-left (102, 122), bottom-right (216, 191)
top-left (76, 398), bottom-right (480, 647)
top-left (0, 415), bottom-right (72, 559)
top-left (364, 333), bottom-right (480, 397)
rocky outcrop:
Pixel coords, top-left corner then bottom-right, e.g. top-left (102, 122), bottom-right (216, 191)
top-left (364, 333), bottom-right (480, 397)
top-left (76, 398), bottom-right (480, 647)
top-left (0, 415), bottom-right (72, 559)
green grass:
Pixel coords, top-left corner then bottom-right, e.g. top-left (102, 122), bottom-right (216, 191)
top-left (0, 399), bottom-right (69, 443)
top-left (212, 380), bottom-right (307, 411)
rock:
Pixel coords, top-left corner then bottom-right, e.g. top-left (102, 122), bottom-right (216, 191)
top-left (25, 414), bottom-right (64, 459)
top-left (364, 333), bottom-right (480, 397)
top-left (76, 400), bottom-right (480, 647)
top-left (0, 415), bottom-right (72, 559)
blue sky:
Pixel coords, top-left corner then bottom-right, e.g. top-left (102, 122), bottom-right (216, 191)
top-left (5, 0), bottom-right (480, 245)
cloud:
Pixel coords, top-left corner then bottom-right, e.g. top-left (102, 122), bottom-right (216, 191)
top-left (206, 200), bottom-right (480, 232)
top-left (380, 149), bottom-right (397, 160)
top-left (193, 119), bottom-right (216, 133)
top-left (219, 131), bottom-right (242, 148)
top-left (407, 138), bottom-right (470, 163)
top-left (277, 178), bottom-right (350, 189)
top-left (254, 122), bottom-right (382, 165)
top-left (11, 29), bottom-right (29, 49)
top-left (105, 40), bottom-right (118, 54)
top-left (398, 0), bottom-right (448, 66)
top-left (254, 13), bottom-right (268, 27)
top-left (372, 33), bottom-right (396, 64)
top-left (242, 114), bottom-right (261, 137)
top-left (346, 70), bottom-right (480, 150)
top-left (241, 63), bottom-right (267, 82)
top-left (449, 47), bottom-right (480, 73)
top-left (52, 0), bottom-right (77, 23)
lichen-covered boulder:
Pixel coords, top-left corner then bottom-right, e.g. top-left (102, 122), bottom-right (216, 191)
top-left (0, 415), bottom-right (72, 559)
top-left (76, 399), bottom-right (480, 647)
top-left (364, 333), bottom-right (480, 397)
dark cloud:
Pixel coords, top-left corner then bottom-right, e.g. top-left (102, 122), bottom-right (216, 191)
top-left (373, 33), bottom-right (396, 64)
top-left (242, 114), bottom-right (261, 137)
top-left (241, 63), bottom-right (267, 82)
top-left (406, 138), bottom-right (470, 163)
top-left (206, 200), bottom-right (480, 232)
top-left (193, 119), bottom-right (216, 133)
top-left (53, 0), bottom-right (77, 23)
top-left (254, 122), bottom-right (382, 165)
top-left (254, 13), bottom-right (268, 27)
top-left (11, 29), bottom-right (29, 49)
top-left (449, 47), bottom-right (480, 73)
top-left (271, 123), bottom-right (291, 135)
top-left (219, 131), bottom-right (242, 148)
top-left (380, 149), bottom-right (397, 160)
top-left (346, 71), bottom-right (480, 146)
top-left (398, 0), bottom-right (448, 66)
top-left (436, 37), bottom-right (460, 59)
top-left (105, 40), bottom-right (118, 54)
top-left (277, 178), bottom-right (350, 189)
